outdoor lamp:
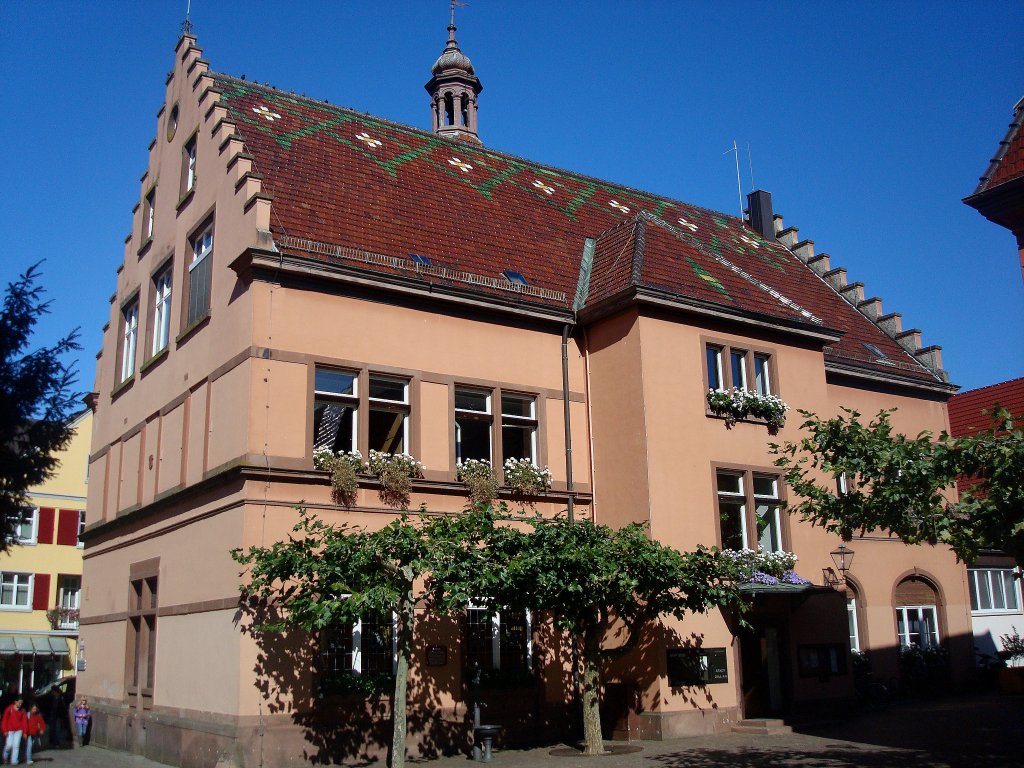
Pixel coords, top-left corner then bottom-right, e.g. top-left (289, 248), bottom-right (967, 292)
top-left (830, 544), bottom-right (855, 580)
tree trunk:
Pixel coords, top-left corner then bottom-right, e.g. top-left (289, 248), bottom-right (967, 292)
top-left (390, 586), bottom-right (415, 768)
top-left (580, 634), bottom-right (606, 755)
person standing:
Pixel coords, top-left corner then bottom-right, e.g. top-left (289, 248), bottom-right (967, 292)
top-left (24, 704), bottom-right (45, 764)
top-left (71, 697), bottom-right (90, 747)
top-left (0, 698), bottom-right (27, 765)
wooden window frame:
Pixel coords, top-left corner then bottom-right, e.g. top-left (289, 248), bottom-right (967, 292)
top-left (712, 465), bottom-right (789, 552)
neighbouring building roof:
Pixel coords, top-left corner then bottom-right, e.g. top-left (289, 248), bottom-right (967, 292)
top-left (212, 73), bottom-right (944, 385)
top-left (948, 376), bottom-right (1024, 437)
top-left (970, 96), bottom-right (1024, 196)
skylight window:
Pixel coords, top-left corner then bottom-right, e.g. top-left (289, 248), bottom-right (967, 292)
top-left (863, 342), bottom-right (888, 359)
top-left (409, 253), bottom-right (432, 266)
top-left (502, 270), bottom-right (528, 286)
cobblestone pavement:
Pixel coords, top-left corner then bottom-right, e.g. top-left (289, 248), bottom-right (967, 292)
top-left (20, 692), bottom-right (1024, 768)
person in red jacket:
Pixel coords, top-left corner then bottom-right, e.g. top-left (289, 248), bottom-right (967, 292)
top-left (1, 697), bottom-right (27, 765)
top-left (24, 704), bottom-right (45, 764)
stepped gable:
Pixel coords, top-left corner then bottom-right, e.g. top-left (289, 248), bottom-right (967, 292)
top-left (212, 74), bottom-right (943, 385)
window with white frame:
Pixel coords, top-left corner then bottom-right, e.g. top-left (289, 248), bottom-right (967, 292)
top-left (968, 568), bottom-right (1021, 613)
top-left (120, 299), bottom-right (139, 382)
top-left (501, 394), bottom-right (537, 464)
top-left (368, 375), bottom-right (409, 454)
top-left (464, 606), bottom-right (532, 672)
top-left (313, 368), bottom-right (358, 454)
top-left (895, 605), bottom-right (940, 649)
top-left (182, 135), bottom-right (197, 194)
top-left (59, 576), bottom-right (81, 629)
top-left (847, 591), bottom-right (861, 652)
top-left (14, 508), bottom-right (37, 545)
top-left (321, 611), bottom-right (397, 680)
top-left (77, 510), bottom-right (87, 548)
top-left (705, 342), bottom-right (774, 395)
top-left (716, 470), bottom-right (785, 552)
top-left (455, 387), bottom-right (492, 463)
top-left (151, 265), bottom-right (172, 355)
top-left (143, 188), bottom-right (156, 241)
top-left (0, 573), bottom-right (32, 609)
top-left (187, 222), bottom-right (213, 326)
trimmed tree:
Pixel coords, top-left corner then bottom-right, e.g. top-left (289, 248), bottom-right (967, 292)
top-left (490, 514), bottom-right (746, 755)
top-left (771, 407), bottom-right (1024, 567)
top-left (231, 506), bottom-right (501, 768)
top-left (0, 264), bottom-right (80, 550)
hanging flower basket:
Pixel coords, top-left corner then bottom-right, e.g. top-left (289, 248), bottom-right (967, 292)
top-left (457, 459), bottom-right (500, 506)
top-left (368, 450), bottom-right (425, 509)
top-left (314, 448), bottom-right (365, 505)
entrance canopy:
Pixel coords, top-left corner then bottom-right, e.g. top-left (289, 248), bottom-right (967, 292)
top-left (0, 635), bottom-right (70, 656)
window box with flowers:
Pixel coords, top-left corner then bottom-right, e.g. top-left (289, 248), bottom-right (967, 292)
top-left (314, 448), bottom-right (366, 506)
top-left (46, 607), bottom-right (81, 631)
top-left (721, 548), bottom-right (811, 587)
top-left (502, 458), bottom-right (552, 497)
top-left (457, 459), bottom-right (500, 506)
top-left (707, 388), bottom-right (790, 432)
top-left (368, 450), bottom-right (425, 509)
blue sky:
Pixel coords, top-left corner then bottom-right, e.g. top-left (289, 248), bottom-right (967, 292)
top-left (2, 1), bottom-right (1021, 397)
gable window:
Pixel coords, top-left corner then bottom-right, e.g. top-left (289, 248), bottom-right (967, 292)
top-left (968, 568), bottom-right (1021, 613)
top-left (187, 222), bottom-right (213, 326)
top-left (704, 341), bottom-right (775, 395)
top-left (455, 387), bottom-right (492, 463)
top-left (465, 606), bottom-right (532, 673)
top-left (715, 469), bottom-right (785, 552)
top-left (321, 611), bottom-right (397, 682)
top-left (151, 265), bottom-right (172, 355)
top-left (120, 299), bottom-right (139, 383)
top-left (314, 368), bottom-right (358, 454)
top-left (182, 134), bottom-right (197, 195)
top-left (0, 573), bottom-right (32, 610)
top-left (15, 508), bottom-right (37, 545)
top-left (368, 375), bottom-right (409, 454)
top-left (142, 188), bottom-right (156, 242)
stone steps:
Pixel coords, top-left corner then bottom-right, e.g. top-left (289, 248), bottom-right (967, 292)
top-left (730, 718), bottom-right (793, 735)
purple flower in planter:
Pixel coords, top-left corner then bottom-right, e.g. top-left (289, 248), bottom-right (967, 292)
top-left (782, 570), bottom-right (811, 585)
top-left (749, 571), bottom-right (780, 585)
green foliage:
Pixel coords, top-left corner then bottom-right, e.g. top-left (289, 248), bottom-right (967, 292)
top-left (771, 407), bottom-right (1024, 567)
top-left (0, 264), bottom-right (81, 551)
top-left (1000, 626), bottom-right (1024, 663)
top-left (367, 451), bottom-right (424, 509)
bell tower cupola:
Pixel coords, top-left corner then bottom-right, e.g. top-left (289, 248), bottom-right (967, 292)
top-left (425, 1), bottom-right (483, 145)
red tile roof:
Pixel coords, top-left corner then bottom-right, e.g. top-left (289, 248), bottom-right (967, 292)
top-left (971, 97), bottom-right (1024, 194)
top-left (949, 377), bottom-right (1024, 437)
top-left (214, 74), bottom-right (943, 385)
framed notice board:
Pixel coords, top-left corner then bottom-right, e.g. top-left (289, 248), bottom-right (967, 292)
top-left (666, 647), bottom-right (728, 686)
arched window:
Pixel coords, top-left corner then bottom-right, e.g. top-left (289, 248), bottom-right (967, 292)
top-left (460, 93), bottom-right (470, 127)
top-left (895, 576), bottom-right (940, 649)
top-left (444, 93), bottom-right (455, 127)
top-left (846, 582), bottom-right (862, 652)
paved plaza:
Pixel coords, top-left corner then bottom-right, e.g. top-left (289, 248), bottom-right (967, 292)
top-left (21, 692), bottom-right (1024, 768)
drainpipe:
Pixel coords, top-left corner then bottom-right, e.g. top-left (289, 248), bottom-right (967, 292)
top-left (561, 323), bottom-right (575, 523)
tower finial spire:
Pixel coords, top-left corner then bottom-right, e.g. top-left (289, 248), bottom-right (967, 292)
top-left (425, 1), bottom-right (483, 145)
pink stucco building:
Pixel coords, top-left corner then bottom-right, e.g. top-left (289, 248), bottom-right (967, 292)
top-left (81, 24), bottom-right (974, 768)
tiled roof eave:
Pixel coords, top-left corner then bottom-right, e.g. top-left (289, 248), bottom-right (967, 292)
top-left (963, 173), bottom-right (1024, 227)
top-left (236, 249), bottom-right (576, 325)
top-left (824, 358), bottom-right (959, 396)
top-left (578, 284), bottom-right (844, 344)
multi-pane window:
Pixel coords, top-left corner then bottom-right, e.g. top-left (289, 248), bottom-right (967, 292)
top-left (896, 605), bottom-right (939, 649)
top-left (15, 508), bottom-right (37, 544)
top-left (321, 612), bottom-right (396, 680)
top-left (705, 342), bottom-right (774, 395)
top-left (501, 394), bottom-right (537, 464)
top-left (0, 573), bottom-right (32, 609)
top-left (969, 568), bottom-right (1021, 613)
top-left (152, 266), bottom-right (172, 355)
top-left (59, 576), bottom-right (81, 629)
top-left (716, 470), bottom-right (784, 552)
top-left (464, 606), bottom-right (532, 672)
top-left (313, 369), bottom-right (358, 454)
top-left (187, 223), bottom-right (213, 326)
top-left (76, 510), bottom-right (87, 547)
top-left (120, 299), bottom-right (139, 382)
top-left (182, 135), bottom-right (197, 194)
top-left (455, 388), bottom-right (492, 463)
top-left (368, 375), bottom-right (409, 454)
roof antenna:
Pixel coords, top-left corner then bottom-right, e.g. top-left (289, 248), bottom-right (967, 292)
top-left (724, 140), bottom-right (743, 220)
top-left (181, 0), bottom-right (193, 36)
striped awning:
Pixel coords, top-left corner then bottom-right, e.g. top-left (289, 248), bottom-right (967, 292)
top-left (0, 635), bottom-right (70, 656)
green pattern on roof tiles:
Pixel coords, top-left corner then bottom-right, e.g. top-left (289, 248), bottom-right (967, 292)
top-left (686, 257), bottom-right (731, 299)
